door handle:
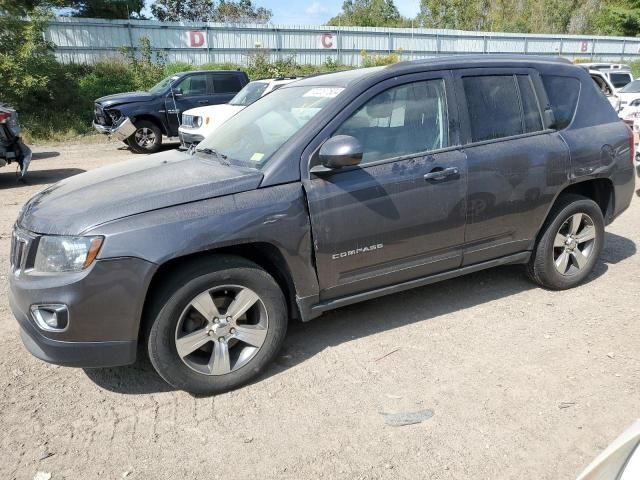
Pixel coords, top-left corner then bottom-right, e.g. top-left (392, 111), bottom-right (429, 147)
top-left (198, 100), bottom-right (209, 104)
top-left (424, 167), bottom-right (459, 182)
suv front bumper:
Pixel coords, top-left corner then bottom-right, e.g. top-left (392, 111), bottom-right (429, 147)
top-left (93, 117), bottom-right (136, 142)
top-left (179, 131), bottom-right (204, 147)
top-left (9, 256), bottom-right (156, 368)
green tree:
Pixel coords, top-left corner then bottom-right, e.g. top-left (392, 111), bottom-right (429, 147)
top-left (214, 0), bottom-right (272, 22)
top-left (328, 0), bottom-right (412, 27)
top-left (151, 0), bottom-right (272, 22)
top-left (72, 0), bottom-right (146, 19)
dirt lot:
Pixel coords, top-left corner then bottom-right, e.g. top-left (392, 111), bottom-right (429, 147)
top-left (0, 141), bottom-right (638, 480)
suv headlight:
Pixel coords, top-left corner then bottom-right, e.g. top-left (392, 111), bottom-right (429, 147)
top-left (194, 116), bottom-right (203, 128)
top-left (34, 236), bottom-right (103, 273)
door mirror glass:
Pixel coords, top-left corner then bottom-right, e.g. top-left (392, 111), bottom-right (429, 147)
top-left (172, 86), bottom-right (183, 96)
top-left (319, 135), bottom-right (363, 169)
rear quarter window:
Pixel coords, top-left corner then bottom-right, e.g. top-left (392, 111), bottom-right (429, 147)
top-left (541, 75), bottom-right (580, 130)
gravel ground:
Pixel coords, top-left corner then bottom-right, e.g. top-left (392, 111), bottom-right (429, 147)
top-left (0, 141), bottom-right (638, 480)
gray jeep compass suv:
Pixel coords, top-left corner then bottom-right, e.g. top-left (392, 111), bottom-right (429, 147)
top-left (9, 56), bottom-right (636, 394)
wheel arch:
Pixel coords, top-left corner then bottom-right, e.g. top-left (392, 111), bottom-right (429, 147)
top-left (131, 114), bottom-right (168, 136)
top-left (140, 242), bottom-right (300, 340)
top-left (532, 178), bottom-right (614, 248)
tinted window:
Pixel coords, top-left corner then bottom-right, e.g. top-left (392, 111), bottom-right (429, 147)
top-left (609, 72), bottom-right (632, 88)
top-left (229, 82), bottom-right (269, 106)
top-left (213, 75), bottom-right (242, 93)
top-left (176, 74), bottom-right (207, 95)
top-left (621, 79), bottom-right (640, 93)
top-left (517, 75), bottom-right (543, 133)
top-left (542, 75), bottom-right (580, 130)
top-left (463, 75), bottom-right (522, 142)
top-left (334, 79), bottom-right (449, 164)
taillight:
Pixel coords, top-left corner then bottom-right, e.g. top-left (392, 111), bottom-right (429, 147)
top-left (626, 122), bottom-right (636, 166)
top-left (0, 111), bottom-right (10, 123)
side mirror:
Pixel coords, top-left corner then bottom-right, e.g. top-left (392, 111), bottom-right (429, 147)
top-left (316, 135), bottom-right (363, 170)
top-left (172, 87), bottom-right (183, 96)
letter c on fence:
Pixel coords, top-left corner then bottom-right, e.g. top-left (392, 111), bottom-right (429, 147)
top-left (321, 33), bottom-right (333, 49)
top-left (189, 31), bottom-right (205, 48)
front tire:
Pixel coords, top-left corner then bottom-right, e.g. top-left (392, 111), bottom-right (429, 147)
top-left (127, 120), bottom-right (162, 154)
top-left (527, 194), bottom-right (604, 290)
top-left (146, 256), bottom-right (288, 395)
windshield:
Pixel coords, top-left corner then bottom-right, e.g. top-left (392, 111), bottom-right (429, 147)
top-left (610, 72), bottom-right (632, 88)
top-left (229, 82), bottom-right (269, 106)
top-left (621, 79), bottom-right (640, 93)
top-left (148, 75), bottom-right (178, 94)
top-left (197, 85), bottom-right (343, 168)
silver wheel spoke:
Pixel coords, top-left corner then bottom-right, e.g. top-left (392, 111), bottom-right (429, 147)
top-left (569, 213), bottom-right (582, 235)
top-left (209, 340), bottom-right (231, 375)
top-left (575, 225), bottom-right (596, 243)
top-left (234, 325), bottom-right (267, 347)
top-left (190, 291), bottom-right (220, 321)
top-left (227, 288), bottom-right (260, 321)
top-left (554, 232), bottom-right (567, 248)
top-left (555, 251), bottom-right (570, 274)
top-left (571, 249), bottom-right (588, 269)
top-left (176, 327), bottom-right (211, 358)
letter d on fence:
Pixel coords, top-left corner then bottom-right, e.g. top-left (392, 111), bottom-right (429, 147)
top-left (188, 31), bottom-right (207, 48)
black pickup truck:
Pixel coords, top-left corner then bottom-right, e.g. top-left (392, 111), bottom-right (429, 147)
top-left (93, 70), bottom-right (249, 153)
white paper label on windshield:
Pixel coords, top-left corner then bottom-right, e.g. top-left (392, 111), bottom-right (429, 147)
top-left (303, 87), bottom-right (344, 98)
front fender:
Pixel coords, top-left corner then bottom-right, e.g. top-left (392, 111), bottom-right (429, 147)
top-left (87, 184), bottom-right (319, 301)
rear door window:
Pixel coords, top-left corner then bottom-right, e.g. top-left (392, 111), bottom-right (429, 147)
top-left (463, 75), bottom-right (523, 142)
top-left (212, 74), bottom-right (242, 93)
top-left (542, 75), bottom-right (580, 130)
top-left (517, 75), bottom-right (543, 133)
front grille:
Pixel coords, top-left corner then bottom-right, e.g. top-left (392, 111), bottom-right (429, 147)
top-left (10, 227), bottom-right (34, 274)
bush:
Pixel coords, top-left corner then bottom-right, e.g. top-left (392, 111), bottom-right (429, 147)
top-left (360, 49), bottom-right (402, 67)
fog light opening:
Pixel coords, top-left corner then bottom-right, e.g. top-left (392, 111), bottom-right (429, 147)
top-left (30, 304), bottom-right (69, 332)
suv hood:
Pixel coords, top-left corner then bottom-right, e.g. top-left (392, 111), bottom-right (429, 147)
top-left (18, 149), bottom-right (263, 235)
top-left (96, 91), bottom-right (157, 108)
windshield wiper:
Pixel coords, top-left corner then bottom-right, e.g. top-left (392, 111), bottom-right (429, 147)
top-left (196, 147), bottom-right (228, 160)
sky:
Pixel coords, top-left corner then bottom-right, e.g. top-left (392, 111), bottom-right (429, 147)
top-left (262, 0), bottom-right (421, 25)
top-left (138, 0), bottom-right (422, 25)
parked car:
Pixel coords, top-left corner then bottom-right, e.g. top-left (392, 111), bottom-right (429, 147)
top-left (10, 55), bottom-right (635, 395)
top-left (179, 77), bottom-right (301, 148)
top-left (578, 62), bottom-right (630, 70)
top-left (93, 70), bottom-right (249, 153)
top-left (586, 68), bottom-right (620, 109)
top-left (0, 105), bottom-right (31, 179)
top-left (599, 67), bottom-right (633, 92)
top-left (616, 79), bottom-right (640, 111)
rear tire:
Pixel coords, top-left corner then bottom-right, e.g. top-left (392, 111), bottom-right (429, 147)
top-left (146, 256), bottom-right (288, 395)
top-left (127, 120), bottom-right (162, 154)
top-left (526, 194), bottom-right (604, 290)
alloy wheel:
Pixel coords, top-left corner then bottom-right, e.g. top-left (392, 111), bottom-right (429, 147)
top-left (175, 285), bottom-right (269, 376)
top-left (134, 127), bottom-right (156, 148)
top-left (553, 212), bottom-right (597, 276)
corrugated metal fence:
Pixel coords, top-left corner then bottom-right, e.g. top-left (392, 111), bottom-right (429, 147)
top-left (47, 17), bottom-right (640, 66)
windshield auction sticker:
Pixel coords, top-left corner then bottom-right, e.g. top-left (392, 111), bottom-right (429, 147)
top-left (303, 87), bottom-right (344, 98)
